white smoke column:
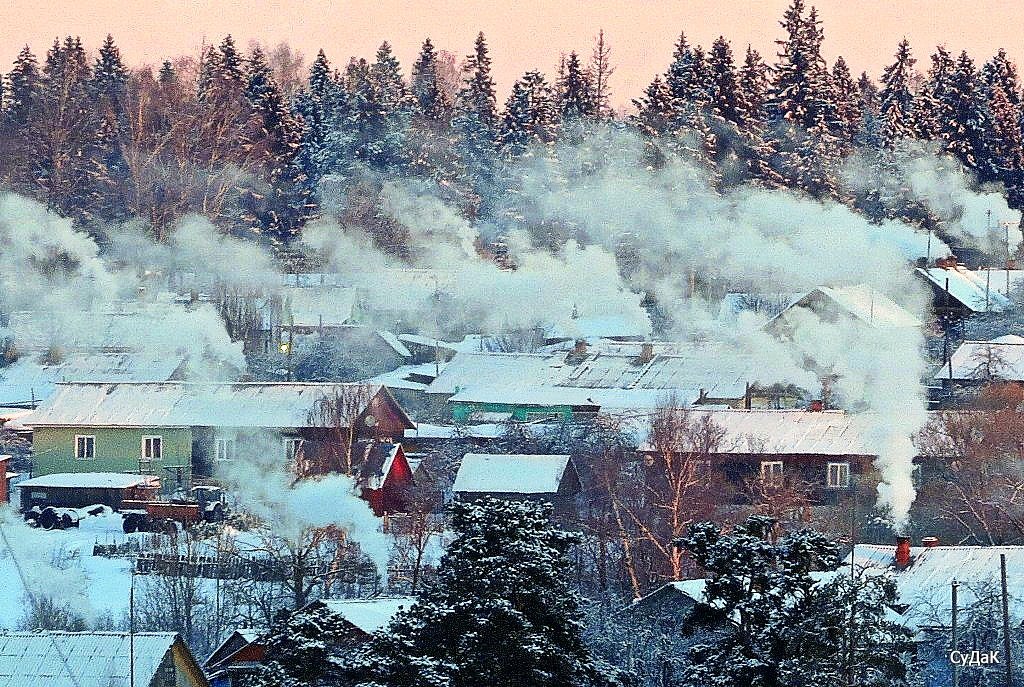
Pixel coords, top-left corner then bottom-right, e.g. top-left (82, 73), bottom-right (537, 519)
top-left (216, 437), bottom-right (391, 582)
top-left (0, 507), bottom-right (92, 624)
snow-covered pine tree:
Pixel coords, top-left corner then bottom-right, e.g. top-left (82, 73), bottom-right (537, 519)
top-left (632, 75), bottom-right (675, 137)
top-left (343, 498), bottom-right (621, 687)
top-left (942, 50), bottom-right (997, 181)
top-left (500, 70), bottom-right (557, 158)
top-left (769, 0), bottom-right (841, 198)
top-left (158, 60), bottom-right (175, 86)
top-left (86, 35), bottom-right (131, 223)
top-left (914, 45), bottom-right (955, 141)
top-left (244, 47), bottom-right (311, 245)
top-left (988, 83), bottom-right (1024, 207)
top-left (294, 49), bottom-right (346, 195)
top-left (737, 45), bottom-right (783, 186)
top-left (6, 46), bottom-right (40, 128)
top-left (557, 51), bottom-right (596, 122)
top-left (247, 604), bottom-right (357, 687)
top-left (831, 56), bottom-right (860, 151)
top-left (215, 34), bottom-right (245, 86)
top-left (708, 36), bottom-right (743, 126)
top-left (879, 39), bottom-right (917, 147)
top-left (411, 38), bottom-right (444, 119)
top-left (679, 516), bottom-right (914, 687)
top-left (453, 32), bottom-right (499, 219)
top-left (982, 48), bottom-right (1022, 106)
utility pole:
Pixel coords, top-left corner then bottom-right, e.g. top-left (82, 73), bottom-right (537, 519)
top-left (1002, 554), bottom-right (1013, 687)
top-left (848, 481), bottom-right (858, 687)
top-left (129, 569), bottom-right (136, 687)
top-left (952, 579), bottom-right (960, 687)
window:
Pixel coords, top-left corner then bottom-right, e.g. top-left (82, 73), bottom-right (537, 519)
top-left (284, 437), bottom-right (303, 462)
top-left (826, 462), bottom-right (851, 489)
top-left (215, 438), bottom-right (236, 462)
top-left (74, 435), bottom-right (95, 460)
top-left (760, 460), bottom-right (783, 485)
top-left (142, 436), bottom-right (162, 460)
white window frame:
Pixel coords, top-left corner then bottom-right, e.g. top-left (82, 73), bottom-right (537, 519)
top-left (142, 435), bottom-right (163, 461)
top-left (215, 437), bottom-right (237, 462)
top-left (284, 437), bottom-right (303, 462)
top-left (826, 462), bottom-right (851, 489)
top-left (760, 460), bottom-right (783, 485)
top-left (74, 435), bottom-right (96, 460)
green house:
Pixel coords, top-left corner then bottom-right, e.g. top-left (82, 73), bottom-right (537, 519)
top-left (25, 381), bottom-right (415, 493)
top-left (448, 387), bottom-right (600, 422)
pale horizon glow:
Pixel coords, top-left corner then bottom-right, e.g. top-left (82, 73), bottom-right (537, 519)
top-left (0, 0), bottom-right (1020, 108)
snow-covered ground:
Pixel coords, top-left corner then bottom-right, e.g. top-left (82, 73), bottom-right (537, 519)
top-left (0, 506), bottom-right (139, 627)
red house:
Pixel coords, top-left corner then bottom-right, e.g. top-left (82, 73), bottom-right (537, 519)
top-left (354, 440), bottom-right (414, 516)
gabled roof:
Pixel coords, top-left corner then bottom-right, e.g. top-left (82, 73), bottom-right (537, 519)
top-left (0, 352), bottom-right (186, 407)
top-left (319, 597), bottom-right (415, 635)
top-left (934, 335), bottom-right (1024, 381)
top-left (916, 267), bottom-right (1013, 313)
top-left (283, 286), bottom-right (358, 327)
top-left (24, 382), bottom-right (410, 430)
top-left (453, 454), bottom-right (574, 494)
top-left (426, 352), bottom-right (569, 396)
top-left (0, 631), bottom-right (194, 687)
top-left (354, 441), bottom-right (407, 491)
top-left (769, 285), bottom-right (921, 330)
top-left (637, 409), bottom-right (873, 457)
top-left (850, 544), bottom-right (1024, 625)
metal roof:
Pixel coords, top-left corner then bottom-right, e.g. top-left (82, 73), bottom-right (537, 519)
top-left (638, 409), bottom-right (874, 456)
top-left (24, 382), bottom-right (390, 429)
top-left (916, 267), bottom-right (1013, 313)
top-left (0, 631), bottom-right (180, 687)
top-left (453, 454), bottom-right (573, 494)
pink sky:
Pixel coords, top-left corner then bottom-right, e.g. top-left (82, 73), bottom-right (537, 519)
top-left (0, 1), bottom-right (1020, 107)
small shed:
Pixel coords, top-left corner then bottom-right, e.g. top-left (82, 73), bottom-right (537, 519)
top-left (16, 472), bottom-right (160, 512)
top-left (205, 628), bottom-right (265, 687)
top-left (354, 441), bottom-right (414, 516)
top-left (453, 453), bottom-right (582, 514)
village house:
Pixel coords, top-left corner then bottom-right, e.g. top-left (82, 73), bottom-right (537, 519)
top-left (638, 408), bottom-right (877, 505)
top-left (205, 597), bottom-right (414, 686)
top-left (915, 257), bottom-right (1014, 317)
top-left (452, 453), bottom-right (582, 516)
top-left (765, 284), bottom-right (921, 337)
top-left (424, 342), bottom-right (782, 422)
top-left (23, 382), bottom-right (415, 493)
top-left (850, 541), bottom-right (1024, 687)
top-left (0, 630), bottom-right (208, 687)
top-left (934, 334), bottom-right (1024, 384)
top-left (353, 440), bottom-right (415, 515)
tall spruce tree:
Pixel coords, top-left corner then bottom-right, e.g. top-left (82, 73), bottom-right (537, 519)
top-left (879, 39), bottom-right (917, 146)
top-left (942, 50), bottom-right (996, 180)
top-left (707, 36), bottom-right (743, 126)
top-left (343, 499), bottom-right (621, 687)
top-left (453, 32), bottom-right (499, 218)
top-left (590, 29), bottom-right (615, 119)
top-left (7, 46), bottom-right (40, 127)
top-left (500, 70), bottom-right (557, 157)
top-left (915, 45), bottom-right (955, 140)
top-left (557, 51), bottom-right (595, 122)
top-left (831, 56), bottom-right (860, 150)
top-left (411, 38), bottom-right (443, 119)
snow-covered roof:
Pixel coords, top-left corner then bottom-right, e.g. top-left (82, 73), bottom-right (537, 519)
top-left (363, 362), bottom-right (442, 391)
top-left (429, 344), bottom-right (764, 409)
top-left (934, 335), bottom-right (1024, 381)
top-left (375, 331), bottom-right (412, 359)
top-left (544, 314), bottom-right (649, 340)
top-left (320, 597), bottom-right (415, 635)
top-left (0, 631), bottom-right (180, 687)
top-left (638, 409), bottom-right (873, 456)
top-left (24, 382), bottom-right (395, 429)
top-left (283, 286), bottom-right (358, 327)
top-left (0, 352), bottom-right (186, 406)
top-left (16, 473), bottom-right (160, 490)
top-left (453, 454), bottom-right (574, 494)
top-left (770, 285), bottom-right (921, 329)
top-left (916, 267), bottom-right (1013, 313)
top-left (850, 544), bottom-right (1024, 624)
top-left (404, 421), bottom-right (556, 441)
top-left (450, 385), bottom-right (685, 411)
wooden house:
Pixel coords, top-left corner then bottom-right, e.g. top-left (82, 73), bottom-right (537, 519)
top-left (24, 382), bottom-right (415, 493)
top-left (452, 453), bottom-right (582, 516)
top-left (353, 440), bottom-right (415, 516)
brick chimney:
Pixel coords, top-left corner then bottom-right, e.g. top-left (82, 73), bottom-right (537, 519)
top-left (922, 536), bottom-right (939, 548)
top-left (895, 535), bottom-right (911, 568)
top-left (808, 399), bottom-right (824, 412)
top-left (0, 455), bottom-right (10, 505)
top-left (573, 339), bottom-right (588, 356)
top-left (636, 342), bottom-right (654, 365)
